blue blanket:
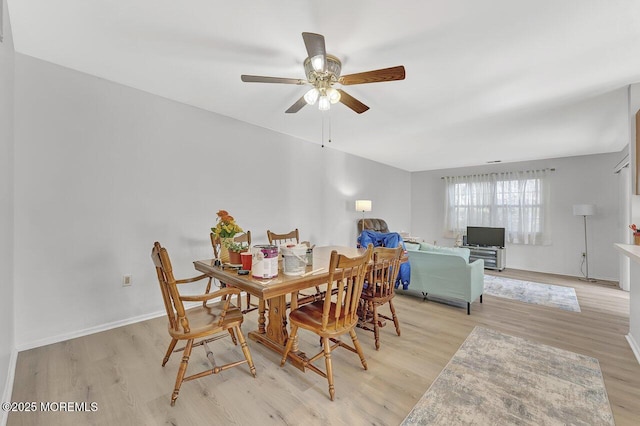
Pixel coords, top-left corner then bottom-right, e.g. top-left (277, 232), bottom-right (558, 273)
top-left (358, 230), bottom-right (411, 289)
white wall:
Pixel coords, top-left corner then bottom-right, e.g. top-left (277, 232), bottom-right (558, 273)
top-left (12, 54), bottom-right (411, 349)
top-left (627, 83), bottom-right (640, 356)
top-left (411, 153), bottom-right (622, 281)
top-left (0, 0), bottom-right (15, 421)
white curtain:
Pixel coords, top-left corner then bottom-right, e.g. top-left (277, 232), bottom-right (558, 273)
top-left (444, 169), bottom-right (551, 245)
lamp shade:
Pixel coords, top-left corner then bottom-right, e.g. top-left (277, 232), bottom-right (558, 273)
top-left (355, 200), bottom-right (372, 212)
top-left (573, 204), bottom-right (596, 216)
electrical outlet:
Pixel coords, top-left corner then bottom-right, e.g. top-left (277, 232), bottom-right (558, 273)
top-left (122, 274), bottom-right (132, 286)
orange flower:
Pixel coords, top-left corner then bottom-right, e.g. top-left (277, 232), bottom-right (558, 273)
top-left (212, 210), bottom-right (243, 238)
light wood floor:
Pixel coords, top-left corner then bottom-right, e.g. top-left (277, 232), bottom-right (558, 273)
top-left (8, 269), bottom-right (640, 425)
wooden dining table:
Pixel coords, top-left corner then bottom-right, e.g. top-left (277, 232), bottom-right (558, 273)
top-left (194, 245), bottom-right (366, 371)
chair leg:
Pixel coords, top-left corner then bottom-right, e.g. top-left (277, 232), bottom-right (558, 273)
top-left (388, 300), bottom-right (401, 336)
top-left (235, 325), bottom-right (256, 377)
top-left (228, 328), bottom-right (238, 345)
top-left (480, 294), bottom-right (483, 303)
top-left (280, 324), bottom-right (298, 367)
top-left (171, 338), bottom-right (193, 406)
top-left (467, 302), bottom-right (470, 315)
top-left (372, 305), bottom-right (381, 351)
top-left (322, 336), bottom-right (335, 401)
top-left (162, 338), bottom-right (178, 366)
top-left (349, 329), bottom-right (368, 371)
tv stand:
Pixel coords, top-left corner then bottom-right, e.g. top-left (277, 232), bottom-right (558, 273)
top-left (463, 245), bottom-right (506, 271)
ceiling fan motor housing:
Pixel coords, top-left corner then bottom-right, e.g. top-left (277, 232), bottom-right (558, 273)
top-left (304, 54), bottom-right (342, 85)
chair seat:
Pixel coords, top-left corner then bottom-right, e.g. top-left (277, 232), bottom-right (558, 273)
top-left (168, 302), bottom-right (244, 339)
top-left (361, 283), bottom-right (394, 302)
top-left (289, 300), bottom-right (355, 337)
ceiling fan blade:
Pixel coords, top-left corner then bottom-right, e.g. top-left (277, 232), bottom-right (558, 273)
top-left (285, 96), bottom-right (308, 113)
top-left (241, 75), bottom-right (306, 85)
top-left (302, 32), bottom-right (327, 72)
top-left (337, 89), bottom-right (369, 114)
top-left (339, 65), bottom-right (406, 85)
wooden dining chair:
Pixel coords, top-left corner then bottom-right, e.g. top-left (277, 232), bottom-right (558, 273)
top-left (267, 228), bottom-right (299, 246)
top-left (209, 231), bottom-right (256, 313)
top-left (280, 245), bottom-right (373, 401)
top-left (151, 241), bottom-right (256, 406)
top-left (358, 245), bottom-right (403, 350)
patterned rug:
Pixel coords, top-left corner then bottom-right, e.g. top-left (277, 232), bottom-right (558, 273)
top-left (483, 274), bottom-right (581, 312)
top-left (401, 327), bottom-right (614, 425)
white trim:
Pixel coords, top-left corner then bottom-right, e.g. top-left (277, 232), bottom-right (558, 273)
top-left (626, 333), bottom-right (640, 365)
top-left (15, 310), bottom-right (167, 352)
top-left (1, 0), bottom-right (4, 43)
top-left (14, 298), bottom-right (226, 351)
top-left (1, 348), bottom-right (18, 426)
top-left (614, 154), bottom-right (629, 174)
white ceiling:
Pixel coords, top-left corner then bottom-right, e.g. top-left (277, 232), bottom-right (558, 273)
top-left (7, 0), bottom-right (640, 171)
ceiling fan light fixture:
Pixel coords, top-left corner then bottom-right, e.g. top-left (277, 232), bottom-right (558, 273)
top-left (318, 95), bottom-right (330, 111)
top-left (326, 87), bottom-right (341, 104)
top-left (310, 55), bottom-right (325, 72)
top-left (304, 88), bottom-right (320, 105)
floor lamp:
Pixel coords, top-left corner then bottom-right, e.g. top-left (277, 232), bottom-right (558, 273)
top-left (355, 200), bottom-right (372, 233)
top-left (573, 204), bottom-right (597, 282)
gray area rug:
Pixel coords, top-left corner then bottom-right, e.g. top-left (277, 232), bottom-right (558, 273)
top-left (402, 327), bottom-right (615, 425)
top-left (483, 274), bottom-right (581, 312)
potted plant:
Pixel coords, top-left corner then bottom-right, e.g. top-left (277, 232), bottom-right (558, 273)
top-left (225, 241), bottom-right (249, 265)
top-left (212, 210), bottom-right (243, 263)
top-left (630, 224), bottom-right (640, 245)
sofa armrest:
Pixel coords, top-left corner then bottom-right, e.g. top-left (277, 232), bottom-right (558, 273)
top-left (468, 259), bottom-right (485, 301)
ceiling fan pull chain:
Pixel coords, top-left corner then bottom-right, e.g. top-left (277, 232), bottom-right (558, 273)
top-left (321, 110), bottom-right (332, 148)
top-left (322, 111), bottom-right (325, 148)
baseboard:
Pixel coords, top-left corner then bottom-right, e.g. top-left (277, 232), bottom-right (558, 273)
top-left (14, 298), bottom-right (223, 352)
top-left (1, 348), bottom-right (18, 426)
top-left (626, 333), bottom-right (640, 365)
top-left (15, 309), bottom-right (167, 352)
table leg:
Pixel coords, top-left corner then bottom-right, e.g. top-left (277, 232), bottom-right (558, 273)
top-left (247, 294), bottom-right (308, 371)
top-left (266, 296), bottom-right (288, 344)
top-left (258, 298), bottom-right (266, 334)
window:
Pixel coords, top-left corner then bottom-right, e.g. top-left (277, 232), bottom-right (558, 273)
top-left (443, 170), bottom-right (551, 245)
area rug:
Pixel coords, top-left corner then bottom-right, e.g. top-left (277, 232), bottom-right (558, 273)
top-left (401, 327), bottom-right (614, 425)
top-left (483, 274), bottom-right (581, 312)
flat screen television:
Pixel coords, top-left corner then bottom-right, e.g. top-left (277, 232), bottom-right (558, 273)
top-left (466, 226), bottom-right (505, 248)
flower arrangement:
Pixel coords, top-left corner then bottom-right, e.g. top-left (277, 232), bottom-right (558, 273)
top-left (212, 210), bottom-right (243, 239)
top-left (630, 224), bottom-right (640, 236)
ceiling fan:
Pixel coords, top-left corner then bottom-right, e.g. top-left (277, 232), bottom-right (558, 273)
top-left (241, 32), bottom-right (406, 114)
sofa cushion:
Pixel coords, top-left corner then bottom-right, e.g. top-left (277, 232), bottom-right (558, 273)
top-left (419, 243), bottom-right (470, 262)
top-left (405, 241), bottom-right (421, 251)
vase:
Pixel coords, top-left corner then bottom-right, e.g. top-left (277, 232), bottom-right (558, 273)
top-left (219, 238), bottom-right (232, 263)
top-left (635, 234), bottom-right (640, 246)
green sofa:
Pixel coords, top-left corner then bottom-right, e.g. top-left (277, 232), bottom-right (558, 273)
top-left (405, 242), bottom-right (484, 314)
